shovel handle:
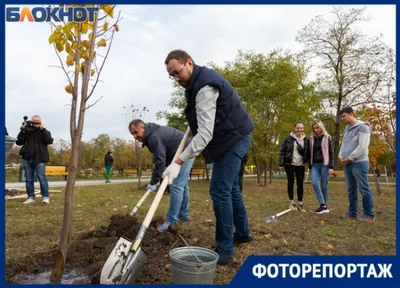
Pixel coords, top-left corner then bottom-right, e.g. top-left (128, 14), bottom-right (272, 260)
top-left (275, 208), bottom-right (293, 217)
top-left (131, 126), bottom-right (191, 252)
top-left (129, 189), bottom-right (152, 216)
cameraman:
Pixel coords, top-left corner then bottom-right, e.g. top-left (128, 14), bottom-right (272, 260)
top-left (16, 115), bottom-right (54, 205)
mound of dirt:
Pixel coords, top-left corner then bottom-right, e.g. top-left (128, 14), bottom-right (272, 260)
top-left (6, 214), bottom-right (189, 284)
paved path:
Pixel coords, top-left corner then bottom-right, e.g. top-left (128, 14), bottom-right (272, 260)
top-left (5, 175), bottom-right (395, 190)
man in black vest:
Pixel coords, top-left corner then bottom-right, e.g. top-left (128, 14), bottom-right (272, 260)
top-left (162, 50), bottom-right (254, 265)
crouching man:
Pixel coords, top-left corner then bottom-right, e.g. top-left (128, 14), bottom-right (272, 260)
top-left (128, 119), bottom-right (193, 232)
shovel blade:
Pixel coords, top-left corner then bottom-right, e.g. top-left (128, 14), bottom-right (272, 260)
top-left (120, 246), bottom-right (148, 284)
top-left (100, 237), bottom-right (133, 284)
top-left (265, 215), bottom-right (280, 223)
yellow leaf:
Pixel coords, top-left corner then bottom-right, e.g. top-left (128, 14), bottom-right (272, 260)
top-left (97, 38), bottom-right (106, 48)
top-left (113, 24), bottom-right (119, 32)
top-left (48, 34), bottom-right (55, 44)
top-left (82, 40), bottom-right (89, 48)
top-left (91, 69), bottom-right (95, 76)
top-left (72, 42), bottom-right (78, 50)
top-left (103, 5), bottom-right (114, 17)
top-left (103, 22), bottom-right (109, 31)
top-left (67, 54), bottom-right (74, 62)
top-left (66, 59), bottom-right (74, 66)
top-left (88, 33), bottom-right (92, 41)
top-left (89, 226), bottom-right (95, 231)
top-left (65, 84), bottom-right (73, 94)
top-left (81, 22), bottom-right (88, 34)
top-left (282, 238), bottom-right (288, 245)
top-left (53, 32), bottom-right (62, 40)
top-left (56, 42), bottom-right (64, 52)
top-left (112, 208), bottom-right (118, 211)
top-left (55, 25), bottom-right (63, 32)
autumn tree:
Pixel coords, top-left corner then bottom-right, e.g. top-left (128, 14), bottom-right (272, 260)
top-left (213, 50), bottom-right (320, 185)
top-left (156, 82), bottom-right (187, 132)
top-left (122, 105), bottom-right (149, 187)
top-left (47, 4), bottom-right (121, 283)
top-left (296, 6), bottom-right (394, 167)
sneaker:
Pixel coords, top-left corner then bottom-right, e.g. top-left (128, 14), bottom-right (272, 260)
top-left (297, 204), bottom-right (306, 213)
top-left (359, 216), bottom-right (376, 223)
top-left (234, 233), bottom-right (253, 245)
top-left (314, 205), bottom-right (329, 214)
top-left (42, 197), bottom-right (50, 204)
top-left (157, 221), bottom-right (172, 233)
top-left (289, 203), bottom-right (297, 210)
top-left (23, 198), bottom-right (35, 204)
top-left (342, 212), bottom-right (358, 220)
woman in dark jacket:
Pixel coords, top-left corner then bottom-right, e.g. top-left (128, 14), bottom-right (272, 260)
top-left (104, 151), bottom-right (114, 183)
top-left (309, 120), bottom-right (334, 214)
top-left (278, 122), bottom-right (309, 212)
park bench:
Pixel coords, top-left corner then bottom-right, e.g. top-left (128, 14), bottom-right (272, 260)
top-left (333, 170), bottom-right (345, 178)
top-left (190, 167), bottom-right (205, 180)
top-left (46, 165), bottom-right (68, 180)
top-left (123, 168), bottom-right (138, 177)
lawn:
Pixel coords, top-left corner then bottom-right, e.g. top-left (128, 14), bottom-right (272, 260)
top-left (5, 179), bottom-right (396, 284)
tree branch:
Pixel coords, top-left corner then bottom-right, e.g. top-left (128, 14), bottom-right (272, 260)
top-left (86, 22), bottom-right (118, 101)
top-left (84, 96), bottom-right (104, 111)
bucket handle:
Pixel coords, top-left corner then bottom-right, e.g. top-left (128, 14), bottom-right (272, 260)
top-left (178, 233), bottom-right (203, 267)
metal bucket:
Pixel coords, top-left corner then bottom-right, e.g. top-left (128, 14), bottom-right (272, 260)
top-left (169, 247), bottom-right (219, 284)
top-left (5, 135), bottom-right (15, 159)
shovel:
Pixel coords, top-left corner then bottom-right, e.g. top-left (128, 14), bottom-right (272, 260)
top-left (265, 208), bottom-right (293, 224)
top-left (100, 126), bottom-right (191, 284)
top-left (129, 189), bottom-right (152, 217)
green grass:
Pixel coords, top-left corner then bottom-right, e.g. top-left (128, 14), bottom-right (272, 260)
top-left (5, 179), bottom-right (396, 283)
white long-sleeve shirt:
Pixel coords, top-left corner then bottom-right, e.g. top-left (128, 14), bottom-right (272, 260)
top-left (179, 85), bottom-right (219, 162)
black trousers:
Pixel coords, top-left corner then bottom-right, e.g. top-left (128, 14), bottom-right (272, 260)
top-left (284, 165), bottom-right (305, 201)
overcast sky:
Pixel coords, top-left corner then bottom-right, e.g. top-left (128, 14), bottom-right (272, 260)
top-left (5, 5), bottom-right (396, 146)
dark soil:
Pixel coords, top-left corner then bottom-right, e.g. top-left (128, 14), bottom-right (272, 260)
top-left (6, 214), bottom-right (195, 284)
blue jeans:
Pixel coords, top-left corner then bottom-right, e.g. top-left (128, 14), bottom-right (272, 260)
top-left (210, 134), bottom-right (251, 256)
top-left (311, 163), bottom-right (329, 205)
top-left (23, 160), bottom-right (49, 198)
top-left (166, 159), bottom-right (194, 223)
top-left (343, 161), bottom-right (375, 217)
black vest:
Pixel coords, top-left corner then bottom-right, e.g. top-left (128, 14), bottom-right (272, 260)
top-left (184, 64), bottom-right (254, 163)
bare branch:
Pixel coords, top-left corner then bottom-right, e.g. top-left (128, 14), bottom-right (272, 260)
top-left (84, 96), bottom-right (104, 111)
top-left (87, 28), bottom-right (116, 101)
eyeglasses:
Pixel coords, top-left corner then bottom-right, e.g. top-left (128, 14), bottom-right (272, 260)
top-left (169, 64), bottom-right (184, 80)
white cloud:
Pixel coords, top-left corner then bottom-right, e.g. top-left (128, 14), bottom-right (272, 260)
top-left (5, 4), bottom-right (395, 144)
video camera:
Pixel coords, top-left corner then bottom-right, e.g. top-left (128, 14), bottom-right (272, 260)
top-left (22, 116), bottom-right (37, 133)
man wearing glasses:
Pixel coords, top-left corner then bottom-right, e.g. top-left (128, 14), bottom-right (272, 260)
top-left (16, 115), bottom-right (54, 205)
top-left (163, 50), bottom-right (255, 265)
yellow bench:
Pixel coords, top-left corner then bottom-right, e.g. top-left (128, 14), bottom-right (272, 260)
top-left (46, 165), bottom-right (68, 180)
top-left (333, 170), bottom-right (345, 178)
top-left (190, 168), bottom-right (205, 180)
top-left (123, 168), bottom-right (138, 177)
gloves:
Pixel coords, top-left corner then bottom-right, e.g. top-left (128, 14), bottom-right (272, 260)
top-left (147, 184), bottom-right (157, 192)
top-left (162, 162), bottom-right (181, 185)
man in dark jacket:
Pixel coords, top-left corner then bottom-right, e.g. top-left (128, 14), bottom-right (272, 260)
top-left (15, 115), bottom-right (53, 204)
top-left (163, 50), bottom-right (254, 265)
top-left (128, 119), bottom-right (193, 232)
top-left (104, 151), bottom-right (114, 183)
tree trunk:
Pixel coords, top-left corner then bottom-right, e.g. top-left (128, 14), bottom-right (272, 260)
top-left (269, 155), bottom-right (273, 184)
top-left (263, 159), bottom-right (267, 186)
top-left (50, 135), bottom-right (81, 283)
top-left (372, 163), bottom-right (382, 196)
